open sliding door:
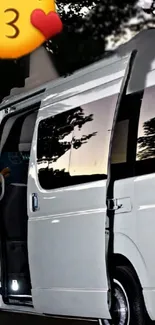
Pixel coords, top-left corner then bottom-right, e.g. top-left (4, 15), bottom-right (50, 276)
top-left (27, 55), bottom-right (131, 318)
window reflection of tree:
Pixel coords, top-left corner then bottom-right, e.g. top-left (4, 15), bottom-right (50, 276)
top-left (37, 107), bottom-right (97, 189)
top-left (137, 117), bottom-right (155, 160)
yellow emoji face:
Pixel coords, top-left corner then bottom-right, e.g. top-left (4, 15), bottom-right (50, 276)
top-left (0, 0), bottom-right (62, 59)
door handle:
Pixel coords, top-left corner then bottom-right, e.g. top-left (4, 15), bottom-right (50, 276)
top-left (32, 193), bottom-right (39, 212)
top-left (107, 198), bottom-right (123, 211)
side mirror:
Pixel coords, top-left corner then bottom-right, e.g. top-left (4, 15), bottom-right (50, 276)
top-left (0, 173), bottom-right (5, 201)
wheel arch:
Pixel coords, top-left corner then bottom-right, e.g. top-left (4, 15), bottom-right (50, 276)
top-left (114, 233), bottom-right (149, 288)
top-left (113, 232), bottom-right (155, 319)
top-left (113, 252), bottom-right (153, 320)
top-left (113, 253), bottom-right (142, 285)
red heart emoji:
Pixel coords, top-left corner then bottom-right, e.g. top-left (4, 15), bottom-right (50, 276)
top-left (30, 9), bottom-right (63, 40)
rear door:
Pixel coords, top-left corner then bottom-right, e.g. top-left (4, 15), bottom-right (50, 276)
top-left (27, 60), bottom-right (130, 318)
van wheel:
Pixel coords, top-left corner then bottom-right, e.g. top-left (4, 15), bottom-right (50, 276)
top-left (109, 265), bottom-right (149, 325)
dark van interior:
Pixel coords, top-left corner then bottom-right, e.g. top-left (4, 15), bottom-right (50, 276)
top-left (0, 105), bottom-right (38, 305)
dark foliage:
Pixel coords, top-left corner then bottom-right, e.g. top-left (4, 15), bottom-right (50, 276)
top-left (137, 117), bottom-right (155, 159)
top-left (0, 0), bottom-right (154, 100)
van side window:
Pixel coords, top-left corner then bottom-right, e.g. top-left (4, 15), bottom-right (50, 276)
top-left (37, 95), bottom-right (118, 189)
top-left (111, 91), bottom-right (143, 180)
top-left (136, 85), bottom-right (155, 176)
top-left (69, 95), bottom-right (118, 185)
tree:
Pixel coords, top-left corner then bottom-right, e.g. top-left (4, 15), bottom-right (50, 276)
top-left (137, 117), bottom-right (155, 160)
top-left (37, 106), bottom-right (97, 164)
top-left (37, 106), bottom-right (98, 189)
top-left (0, 0), bottom-right (155, 101)
top-left (45, 0), bottom-right (155, 75)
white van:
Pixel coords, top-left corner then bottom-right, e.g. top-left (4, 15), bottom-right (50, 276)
top-left (0, 29), bottom-right (155, 325)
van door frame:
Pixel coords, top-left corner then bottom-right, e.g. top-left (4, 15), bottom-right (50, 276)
top-left (106, 49), bottom-right (138, 315)
top-left (0, 101), bottom-right (40, 305)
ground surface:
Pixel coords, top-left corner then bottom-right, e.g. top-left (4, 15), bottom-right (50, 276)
top-left (0, 311), bottom-right (96, 325)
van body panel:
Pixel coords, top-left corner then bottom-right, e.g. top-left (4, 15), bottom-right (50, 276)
top-left (112, 40), bottom-right (155, 320)
top-left (134, 173), bottom-right (155, 284)
top-left (27, 64), bottom-right (130, 317)
top-left (28, 180), bottom-right (110, 317)
top-left (143, 289), bottom-right (155, 320)
top-left (27, 87), bottom-right (117, 318)
top-left (42, 56), bottom-right (129, 106)
top-left (31, 288), bottom-right (109, 318)
top-left (113, 173), bottom-right (155, 320)
top-left (134, 173), bottom-right (155, 320)
top-left (28, 154), bottom-right (111, 316)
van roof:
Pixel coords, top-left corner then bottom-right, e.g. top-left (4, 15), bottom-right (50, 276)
top-left (1, 28), bottom-right (155, 110)
top-left (0, 51), bottom-right (126, 110)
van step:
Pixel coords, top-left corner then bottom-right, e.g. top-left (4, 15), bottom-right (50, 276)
top-left (8, 297), bottom-right (33, 306)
